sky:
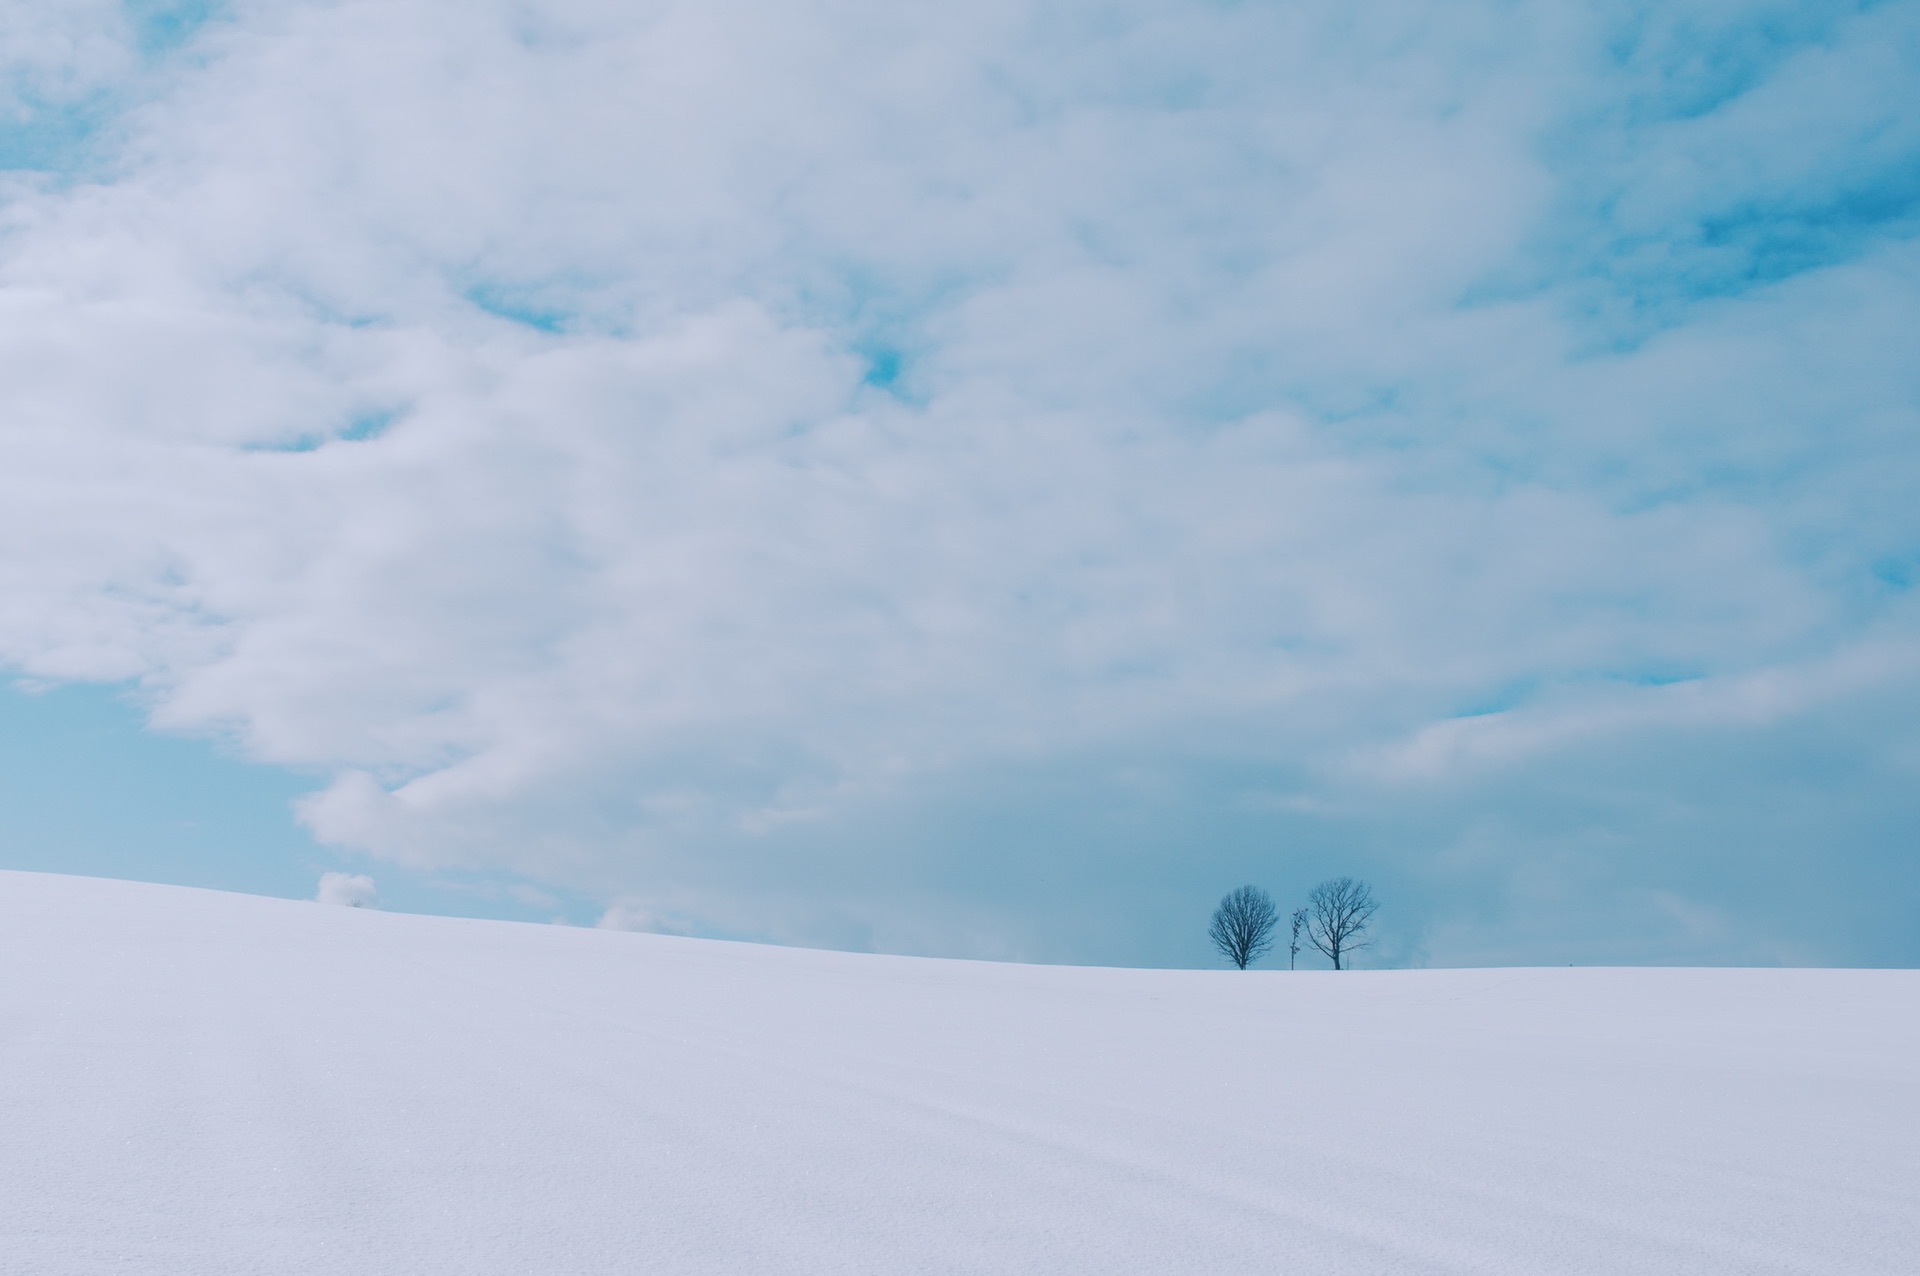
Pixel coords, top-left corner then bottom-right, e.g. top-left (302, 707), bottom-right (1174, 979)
top-left (0, 0), bottom-right (1916, 967)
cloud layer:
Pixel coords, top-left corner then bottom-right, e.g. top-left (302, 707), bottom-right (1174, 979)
top-left (2, 0), bottom-right (1916, 963)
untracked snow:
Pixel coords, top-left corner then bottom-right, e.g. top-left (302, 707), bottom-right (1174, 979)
top-left (0, 872), bottom-right (1914, 1274)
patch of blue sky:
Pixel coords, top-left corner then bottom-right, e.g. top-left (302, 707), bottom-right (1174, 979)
top-left (0, 680), bottom-right (591, 924)
top-left (363, 864), bottom-right (599, 928)
top-left (1529, 215), bottom-right (1912, 358)
top-left (0, 680), bottom-right (323, 901)
top-left (0, 103), bottom-right (103, 174)
top-left (1504, 6), bottom-right (1919, 349)
top-left (241, 409), bottom-right (400, 453)
top-left (1632, 168), bottom-right (1920, 295)
top-left (1601, 1), bottom-right (1867, 125)
top-left (1541, 173), bottom-right (1919, 344)
top-left (1449, 667), bottom-right (1707, 721)
top-left (0, 3), bottom-right (226, 178)
top-left (1697, 171), bottom-right (1920, 270)
top-left (340, 409), bottom-right (398, 442)
top-left (850, 338), bottom-right (937, 408)
top-left (242, 434), bottom-right (324, 454)
top-left (1617, 669), bottom-right (1705, 688)
top-left (1870, 555), bottom-right (1917, 590)
top-left (1448, 680), bottom-right (1539, 720)
top-left (465, 284), bottom-right (571, 333)
top-left (124, 0), bottom-right (226, 57)
top-left (798, 257), bottom-right (977, 359)
top-left (861, 345), bottom-right (904, 391)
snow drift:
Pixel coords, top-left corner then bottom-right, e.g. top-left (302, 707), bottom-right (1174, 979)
top-left (0, 870), bottom-right (1912, 1274)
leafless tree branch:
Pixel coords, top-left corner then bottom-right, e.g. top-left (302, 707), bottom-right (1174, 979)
top-left (1208, 885), bottom-right (1278, 970)
top-left (1304, 877), bottom-right (1378, 971)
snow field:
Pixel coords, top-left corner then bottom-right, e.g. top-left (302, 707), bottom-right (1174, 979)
top-left (0, 871), bottom-right (1914, 1274)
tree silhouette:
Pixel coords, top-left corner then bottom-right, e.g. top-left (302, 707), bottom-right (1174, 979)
top-left (1305, 877), bottom-right (1378, 970)
top-left (1208, 885), bottom-right (1278, 970)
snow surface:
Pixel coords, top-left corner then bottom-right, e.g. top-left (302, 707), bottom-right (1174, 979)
top-left (1, 871), bottom-right (1914, 1274)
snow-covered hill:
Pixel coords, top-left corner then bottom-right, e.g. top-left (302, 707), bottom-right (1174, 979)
top-left (1, 871), bottom-right (1913, 1274)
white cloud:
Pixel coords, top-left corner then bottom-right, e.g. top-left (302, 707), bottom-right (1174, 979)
top-left (1348, 636), bottom-right (1920, 785)
top-left (0, 1), bottom-right (133, 118)
top-left (316, 871), bottom-right (377, 908)
top-left (0, 0), bottom-right (1916, 961)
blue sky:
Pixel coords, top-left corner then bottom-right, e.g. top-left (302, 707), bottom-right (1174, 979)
top-left (0, 0), bottom-right (1915, 966)
top-left (0, 680), bottom-right (317, 899)
top-left (0, 681), bottom-right (602, 922)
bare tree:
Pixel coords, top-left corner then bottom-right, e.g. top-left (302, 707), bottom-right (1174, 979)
top-left (1288, 907), bottom-right (1307, 970)
top-left (1208, 885), bottom-right (1278, 970)
top-left (1304, 877), bottom-right (1378, 970)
